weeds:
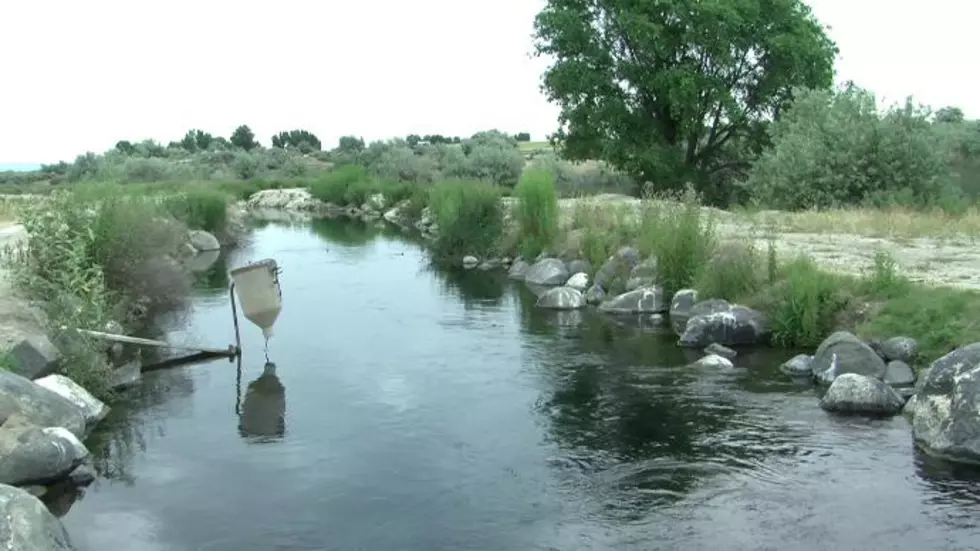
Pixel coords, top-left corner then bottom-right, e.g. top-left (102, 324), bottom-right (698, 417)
top-left (515, 169), bottom-right (559, 259)
top-left (428, 180), bottom-right (503, 263)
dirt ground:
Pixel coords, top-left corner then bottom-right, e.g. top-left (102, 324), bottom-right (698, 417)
top-left (555, 194), bottom-right (980, 291)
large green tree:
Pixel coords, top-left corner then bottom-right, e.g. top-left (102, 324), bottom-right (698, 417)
top-left (533, 0), bottom-right (838, 204)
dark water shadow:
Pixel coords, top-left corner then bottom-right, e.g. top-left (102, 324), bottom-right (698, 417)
top-left (432, 266), bottom-right (509, 309)
top-left (237, 361), bottom-right (287, 442)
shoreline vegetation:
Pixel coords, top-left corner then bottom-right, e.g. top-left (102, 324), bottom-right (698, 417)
top-left (5, 0), bottom-right (980, 544)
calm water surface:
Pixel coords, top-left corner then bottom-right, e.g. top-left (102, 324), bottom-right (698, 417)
top-left (60, 219), bottom-right (980, 551)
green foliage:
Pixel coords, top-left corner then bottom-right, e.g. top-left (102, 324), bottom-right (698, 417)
top-left (309, 165), bottom-right (371, 205)
top-left (747, 85), bottom-right (954, 210)
top-left (272, 129), bottom-right (322, 152)
top-left (427, 180), bottom-right (504, 262)
top-left (696, 242), bottom-right (763, 302)
top-left (767, 256), bottom-right (846, 347)
top-left (13, 186), bottom-right (195, 400)
top-left (533, 0), bottom-right (838, 204)
top-left (636, 191), bottom-right (717, 299)
top-left (230, 125), bottom-right (259, 151)
top-left (861, 249), bottom-right (910, 298)
top-left (515, 169), bottom-right (559, 259)
top-left (163, 186), bottom-right (229, 234)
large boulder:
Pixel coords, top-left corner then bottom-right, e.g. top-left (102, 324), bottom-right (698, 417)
top-left (811, 331), bottom-right (887, 385)
top-left (598, 286), bottom-right (667, 315)
top-left (34, 375), bottom-right (109, 430)
top-left (535, 287), bottom-right (586, 310)
top-left (669, 289), bottom-right (698, 335)
top-left (593, 246), bottom-right (641, 292)
top-left (507, 259), bottom-right (530, 280)
top-left (0, 371), bottom-right (86, 439)
top-left (819, 373), bottom-right (905, 415)
top-left (188, 230), bottom-right (220, 252)
top-left (565, 272), bottom-right (589, 291)
top-left (0, 484), bottom-right (76, 550)
top-left (0, 420), bottom-right (89, 486)
top-left (9, 336), bottom-right (61, 380)
top-left (246, 188), bottom-right (321, 211)
top-left (677, 300), bottom-right (770, 348)
top-left (524, 258), bottom-right (570, 287)
top-left (908, 343), bottom-right (980, 464)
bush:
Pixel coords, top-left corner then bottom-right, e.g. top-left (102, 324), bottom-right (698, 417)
top-left (428, 180), bottom-right (504, 262)
top-left (747, 85), bottom-right (954, 210)
top-left (696, 242), bottom-right (763, 302)
top-left (515, 169), bottom-right (559, 259)
top-left (13, 186), bottom-right (194, 400)
top-left (309, 165), bottom-right (371, 205)
top-left (462, 143), bottom-right (525, 187)
top-left (636, 190), bottom-right (716, 299)
top-left (163, 186), bottom-right (230, 234)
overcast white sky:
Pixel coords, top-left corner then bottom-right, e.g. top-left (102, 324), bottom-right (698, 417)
top-left (0, 0), bottom-right (976, 164)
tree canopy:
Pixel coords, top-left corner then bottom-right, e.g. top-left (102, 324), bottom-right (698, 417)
top-left (533, 0), bottom-right (838, 204)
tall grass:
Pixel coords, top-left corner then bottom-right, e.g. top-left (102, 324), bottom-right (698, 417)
top-left (11, 185), bottom-right (195, 400)
top-left (427, 180), bottom-right (503, 263)
top-left (515, 169), bottom-right (559, 259)
top-left (766, 256), bottom-right (847, 348)
top-left (163, 186), bottom-right (229, 235)
top-left (636, 191), bottom-right (717, 299)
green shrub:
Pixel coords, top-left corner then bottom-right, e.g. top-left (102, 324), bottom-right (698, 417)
top-left (515, 169), bottom-right (559, 259)
top-left (767, 256), bottom-right (846, 347)
top-left (636, 191), bottom-right (716, 299)
top-left (164, 186), bottom-right (230, 234)
top-left (428, 180), bottom-right (504, 262)
top-left (309, 165), bottom-right (370, 205)
top-left (696, 242), bottom-right (763, 302)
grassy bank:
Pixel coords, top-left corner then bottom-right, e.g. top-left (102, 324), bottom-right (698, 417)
top-left (300, 167), bottom-right (975, 368)
top-left (4, 183), bottom-right (238, 400)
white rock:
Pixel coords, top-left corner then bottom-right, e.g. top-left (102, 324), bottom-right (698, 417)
top-left (34, 374), bottom-right (109, 427)
top-left (694, 354), bottom-right (734, 368)
top-left (566, 272), bottom-right (589, 290)
top-left (39, 426), bottom-right (90, 462)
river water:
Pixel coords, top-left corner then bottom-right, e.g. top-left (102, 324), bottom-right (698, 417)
top-left (59, 218), bottom-right (980, 551)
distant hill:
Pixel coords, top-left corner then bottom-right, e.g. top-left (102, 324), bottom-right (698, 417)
top-left (0, 164), bottom-right (41, 172)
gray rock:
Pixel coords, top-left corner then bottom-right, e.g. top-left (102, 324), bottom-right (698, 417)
top-left (566, 259), bottom-right (591, 276)
top-left (583, 284), bottom-right (605, 305)
top-left (598, 286), bottom-right (667, 315)
top-left (524, 258), bottom-right (570, 286)
top-left (10, 336), bottom-right (61, 380)
top-left (811, 331), bottom-right (887, 385)
top-left (565, 272), bottom-right (589, 291)
top-left (33, 375), bottom-right (109, 430)
top-left (819, 373), bottom-right (905, 415)
top-left (669, 289), bottom-right (698, 335)
top-left (705, 343), bottom-right (737, 360)
top-left (908, 343), bottom-right (980, 465)
top-left (0, 484), bottom-right (76, 550)
top-left (188, 229), bottom-right (220, 252)
top-left (0, 423), bottom-right (89, 486)
top-left (780, 354), bottom-right (814, 377)
top-left (462, 255), bottom-right (479, 269)
top-left (186, 249), bottom-right (220, 272)
top-left (881, 336), bottom-right (918, 363)
top-left (694, 354), bottom-right (734, 368)
top-left (678, 300), bottom-right (770, 348)
top-left (884, 360), bottom-right (916, 387)
top-left (536, 287), bottom-right (586, 310)
top-left (0, 371), bottom-right (85, 439)
top-left (68, 463), bottom-right (96, 487)
top-left (507, 259), bottom-right (530, 280)
top-left (112, 361), bottom-right (141, 389)
top-left (625, 256), bottom-right (659, 291)
top-left (593, 246), bottom-right (641, 291)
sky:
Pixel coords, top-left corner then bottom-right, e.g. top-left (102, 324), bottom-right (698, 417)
top-left (0, 0), bottom-right (977, 165)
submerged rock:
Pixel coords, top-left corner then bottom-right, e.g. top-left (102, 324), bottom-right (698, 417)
top-left (669, 289), bottom-right (698, 335)
top-left (694, 354), bottom-right (734, 368)
top-left (535, 287), bottom-right (586, 310)
top-left (0, 484), bottom-right (76, 550)
top-left (524, 258), bottom-right (570, 286)
top-left (779, 354), bottom-right (814, 377)
top-left (705, 343), bottom-right (737, 360)
top-left (598, 286), bottom-right (667, 315)
top-left (677, 300), bottom-right (770, 348)
top-left (462, 255), bottom-right (479, 269)
top-left (908, 343), bottom-right (980, 465)
top-left (819, 373), bottom-right (905, 415)
top-left (811, 331), bottom-right (887, 385)
top-left (583, 284), bottom-right (605, 305)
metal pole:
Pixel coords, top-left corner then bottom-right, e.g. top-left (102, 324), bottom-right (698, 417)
top-left (229, 282), bottom-right (242, 357)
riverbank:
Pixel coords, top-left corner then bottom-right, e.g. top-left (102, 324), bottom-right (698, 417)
top-left (0, 185), bottom-right (246, 548)
top-left (245, 181), bottom-right (980, 468)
